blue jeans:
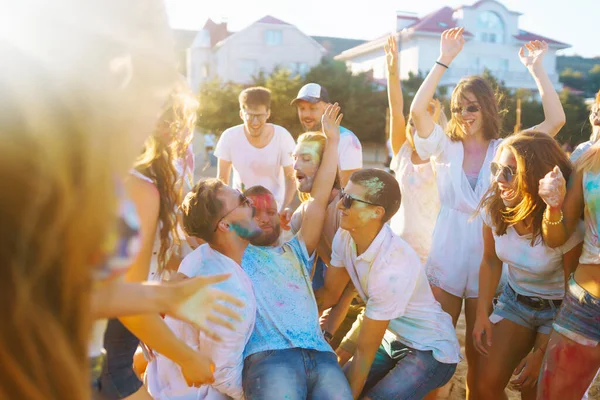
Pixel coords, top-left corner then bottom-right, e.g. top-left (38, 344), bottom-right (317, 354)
top-left (363, 339), bottom-right (457, 400)
top-left (243, 348), bottom-right (352, 400)
top-left (312, 257), bottom-right (326, 290)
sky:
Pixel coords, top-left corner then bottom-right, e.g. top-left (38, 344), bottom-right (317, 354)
top-left (165, 0), bottom-right (600, 58)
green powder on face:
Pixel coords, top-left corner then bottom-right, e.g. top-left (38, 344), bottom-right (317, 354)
top-left (299, 142), bottom-right (322, 165)
top-left (354, 202), bottom-right (378, 222)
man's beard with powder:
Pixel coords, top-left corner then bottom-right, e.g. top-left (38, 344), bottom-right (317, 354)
top-left (230, 222), bottom-right (262, 241)
top-left (303, 119), bottom-right (322, 132)
top-left (250, 224), bottom-right (281, 247)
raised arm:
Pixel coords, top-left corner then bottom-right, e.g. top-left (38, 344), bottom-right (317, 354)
top-left (385, 35), bottom-right (406, 155)
top-left (519, 41), bottom-right (566, 137)
top-left (410, 27), bottom-right (464, 139)
top-left (299, 104), bottom-right (341, 254)
top-left (540, 166), bottom-right (584, 248)
top-left (217, 158), bottom-right (232, 185)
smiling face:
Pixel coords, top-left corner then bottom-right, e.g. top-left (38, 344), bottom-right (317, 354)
top-left (296, 100), bottom-right (327, 131)
top-left (293, 140), bottom-right (323, 193)
top-left (454, 91), bottom-right (483, 137)
top-left (246, 192), bottom-right (281, 246)
top-left (240, 105), bottom-right (270, 137)
top-left (493, 148), bottom-right (522, 207)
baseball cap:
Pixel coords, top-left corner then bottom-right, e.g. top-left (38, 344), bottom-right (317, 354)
top-left (290, 83), bottom-right (330, 106)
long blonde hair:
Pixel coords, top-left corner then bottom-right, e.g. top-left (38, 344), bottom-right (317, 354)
top-left (0, 1), bottom-right (177, 398)
top-left (478, 132), bottom-right (572, 245)
top-left (133, 80), bottom-right (199, 272)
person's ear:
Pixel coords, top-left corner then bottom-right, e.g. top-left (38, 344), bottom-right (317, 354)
top-left (239, 109), bottom-right (244, 122)
top-left (375, 206), bottom-right (386, 221)
top-left (266, 108), bottom-right (271, 120)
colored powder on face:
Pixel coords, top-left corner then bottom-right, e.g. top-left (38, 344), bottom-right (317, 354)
top-left (355, 202), bottom-right (378, 223)
top-left (298, 142), bottom-right (322, 166)
top-left (231, 222), bottom-right (260, 240)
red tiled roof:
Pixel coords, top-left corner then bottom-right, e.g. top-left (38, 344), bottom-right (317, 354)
top-left (407, 6), bottom-right (473, 36)
top-left (256, 15), bottom-right (292, 25)
top-left (202, 18), bottom-right (231, 47)
top-left (513, 30), bottom-right (568, 47)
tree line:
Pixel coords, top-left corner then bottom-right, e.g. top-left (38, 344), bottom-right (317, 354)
top-left (197, 58), bottom-right (594, 146)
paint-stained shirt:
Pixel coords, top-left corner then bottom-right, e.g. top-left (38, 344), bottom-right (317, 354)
top-left (331, 225), bottom-right (461, 364)
top-left (339, 126), bottom-right (363, 171)
top-left (242, 235), bottom-right (332, 358)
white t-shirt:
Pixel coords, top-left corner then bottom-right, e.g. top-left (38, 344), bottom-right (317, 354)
top-left (145, 244), bottom-right (256, 400)
top-left (339, 126), bottom-right (363, 171)
top-left (214, 124), bottom-right (296, 208)
top-left (330, 225), bottom-right (461, 364)
top-left (484, 215), bottom-right (584, 299)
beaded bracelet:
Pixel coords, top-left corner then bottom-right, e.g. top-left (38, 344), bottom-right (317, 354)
top-left (543, 210), bottom-right (563, 225)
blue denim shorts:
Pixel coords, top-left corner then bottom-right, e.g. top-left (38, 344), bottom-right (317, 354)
top-left (490, 284), bottom-right (560, 335)
top-left (363, 338), bottom-right (457, 400)
top-left (553, 275), bottom-right (600, 346)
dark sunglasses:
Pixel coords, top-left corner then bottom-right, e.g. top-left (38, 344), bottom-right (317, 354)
top-left (213, 192), bottom-right (254, 232)
top-left (451, 104), bottom-right (481, 114)
top-left (490, 161), bottom-right (517, 183)
top-left (340, 190), bottom-right (381, 209)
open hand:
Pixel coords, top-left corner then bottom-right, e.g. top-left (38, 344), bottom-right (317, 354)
top-left (279, 207), bottom-right (293, 231)
top-left (510, 349), bottom-right (544, 390)
top-left (519, 40), bottom-right (548, 69)
top-left (439, 27), bottom-right (465, 64)
top-left (170, 273), bottom-right (245, 341)
top-left (321, 102), bottom-right (343, 141)
top-left (538, 166), bottom-right (566, 209)
top-left (384, 35), bottom-right (398, 75)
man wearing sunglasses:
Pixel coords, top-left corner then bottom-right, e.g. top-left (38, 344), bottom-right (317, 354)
top-left (318, 168), bottom-right (460, 399)
top-left (238, 104), bottom-right (352, 399)
top-left (215, 86), bottom-right (296, 216)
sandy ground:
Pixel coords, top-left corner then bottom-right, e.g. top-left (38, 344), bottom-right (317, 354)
top-left (192, 141), bottom-right (600, 399)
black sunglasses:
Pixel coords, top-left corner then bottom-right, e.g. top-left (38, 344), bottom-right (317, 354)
top-left (490, 161), bottom-right (517, 183)
top-left (451, 104), bottom-right (481, 114)
top-left (340, 190), bottom-right (381, 209)
top-left (213, 192), bottom-right (254, 232)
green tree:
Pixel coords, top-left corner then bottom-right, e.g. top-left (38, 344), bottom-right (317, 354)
top-left (559, 89), bottom-right (590, 146)
top-left (196, 78), bottom-right (242, 133)
top-left (588, 64), bottom-right (600, 96)
top-left (559, 68), bottom-right (587, 92)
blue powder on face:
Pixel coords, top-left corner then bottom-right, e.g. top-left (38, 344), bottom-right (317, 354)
top-left (231, 223), bottom-right (259, 240)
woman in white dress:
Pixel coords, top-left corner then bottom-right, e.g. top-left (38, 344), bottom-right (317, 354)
top-left (384, 36), bottom-right (447, 265)
top-left (410, 28), bottom-right (566, 396)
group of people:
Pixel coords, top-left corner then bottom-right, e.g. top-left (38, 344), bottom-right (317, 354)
top-left (3, 2), bottom-right (600, 400)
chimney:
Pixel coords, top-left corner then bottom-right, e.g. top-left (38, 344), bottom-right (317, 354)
top-left (396, 11), bottom-right (418, 31)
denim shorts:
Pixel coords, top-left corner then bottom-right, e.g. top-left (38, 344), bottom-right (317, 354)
top-left (96, 319), bottom-right (143, 399)
top-left (362, 338), bottom-right (457, 400)
top-left (490, 284), bottom-right (560, 335)
top-left (553, 275), bottom-right (600, 346)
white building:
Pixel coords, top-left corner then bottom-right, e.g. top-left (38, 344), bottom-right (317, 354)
top-left (183, 16), bottom-right (326, 92)
top-left (335, 0), bottom-right (569, 92)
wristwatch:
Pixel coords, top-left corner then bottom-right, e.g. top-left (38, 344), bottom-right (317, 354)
top-left (322, 329), bottom-right (334, 343)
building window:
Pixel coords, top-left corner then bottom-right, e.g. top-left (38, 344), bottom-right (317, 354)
top-left (298, 63), bottom-right (309, 76)
top-left (477, 11), bottom-right (505, 44)
top-left (240, 59), bottom-right (257, 77)
top-left (265, 30), bottom-right (282, 46)
top-left (287, 62), bottom-right (310, 76)
top-left (470, 57), bottom-right (480, 72)
top-left (500, 59), bottom-right (509, 71)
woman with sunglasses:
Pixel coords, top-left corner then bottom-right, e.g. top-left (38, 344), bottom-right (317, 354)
top-left (472, 132), bottom-right (582, 399)
top-left (384, 35), bottom-right (448, 265)
top-left (410, 28), bottom-right (566, 395)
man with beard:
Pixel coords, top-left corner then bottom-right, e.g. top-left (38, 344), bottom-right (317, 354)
top-left (215, 86), bottom-right (296, 214)
top-left (291, 83), bottom-right (363, 187)
top-left (240, 104), bottom-right (352, 400)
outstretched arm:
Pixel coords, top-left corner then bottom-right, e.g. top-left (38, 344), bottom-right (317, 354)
top-left (411, 27), bottom-right (465, 139)
top-left (520, 41), bottom-right (565, 137)
top-left (299, 104), bottom-right (341, 255)
top-left (385, 35), bottom-right (406, 155)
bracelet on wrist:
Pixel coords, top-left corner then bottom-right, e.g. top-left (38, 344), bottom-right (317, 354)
top-left (543, 209), bottom-right (563, 225)
top-left (322, 330), bottom-right (334, 343)
top-left (435, 60), bottom-right (449, 69)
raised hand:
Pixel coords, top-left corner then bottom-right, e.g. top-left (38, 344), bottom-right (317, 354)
top-left (321, 102), bottom-right (343, 141)
top-left (439, 27), bottom-right (465, 65)
top-left (538, 166), bottom-right (566, 209)
top-left (519, 40), bottom-right (548, 69)
top-left (171, 273), bottom-right (245, 341)
top-left (384, 35), bottom-right (398, 75)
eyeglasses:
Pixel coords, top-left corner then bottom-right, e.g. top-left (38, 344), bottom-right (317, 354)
top-left (243, 112), bottom-right (269, 122)
top-left (451, 104), bottom-right (481, 114)
top-left (490, 161), bottom-right (517, 183)
top-left (340, 190), bottom-right (381, 209)
top-left (214, 192), bottom-right (254, 232)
